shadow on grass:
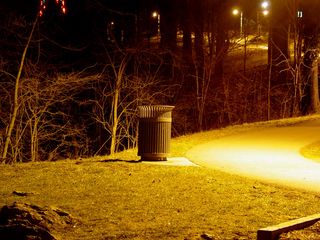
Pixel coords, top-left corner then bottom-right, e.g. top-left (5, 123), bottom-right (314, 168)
top-left (97, 159), bottom-right (142, 164)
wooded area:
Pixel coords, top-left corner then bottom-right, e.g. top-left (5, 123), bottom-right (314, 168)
top-left (0, 0), bottom-right (320, 163)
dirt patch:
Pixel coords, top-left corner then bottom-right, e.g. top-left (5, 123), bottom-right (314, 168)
top-left (0, 202), bottom-right (77, 240)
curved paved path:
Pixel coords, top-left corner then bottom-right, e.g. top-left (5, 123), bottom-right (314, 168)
top-left (186, 120), bottom-right (320, 192)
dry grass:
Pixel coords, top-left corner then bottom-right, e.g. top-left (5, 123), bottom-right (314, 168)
top-left (1, 115), bottom-right (320, 239)
top-left (280, 221), bottom-right (320, 240)
top-left (1, 161), bottom-right (320, 239)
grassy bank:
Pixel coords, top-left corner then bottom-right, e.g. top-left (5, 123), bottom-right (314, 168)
top-left (1, 115), bottom-right (320, 239)
top-left (1, 160), bottom-right (320, 239)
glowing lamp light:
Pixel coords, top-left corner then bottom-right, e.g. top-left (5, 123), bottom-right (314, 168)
top-left (152, 11), bottom-right (158, 18)
top-left (39, 0), bottom-right (67, 17)
top-left (232, 9), bottom-right (240, 16)
top-left (261, 1), bottom-right (269, 9)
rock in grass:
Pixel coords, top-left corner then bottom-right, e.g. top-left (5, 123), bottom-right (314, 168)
top-left (0, 223), bottom-right (56, 240)
top-left (0, 202), bottom-right (77, 240)
top-left (201, 233), bottom-right (214, 240)
top-left (12, 190), bottom-right (36, 197)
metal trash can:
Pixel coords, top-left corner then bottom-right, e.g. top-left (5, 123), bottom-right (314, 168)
top-left (138, 105), bottom-right (174, 161)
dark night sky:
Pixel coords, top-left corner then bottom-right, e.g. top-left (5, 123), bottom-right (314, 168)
top-left (0, 0), bottom-right (263, 70)
top-left (0, 0), bottom-right (147, 16)
top-left (0, 0), bottom-right (260, 18)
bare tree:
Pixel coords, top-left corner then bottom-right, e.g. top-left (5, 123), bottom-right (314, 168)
top-left (1, 57), bottom-right (98, 163)
top-left (300, 1), bottom-right (320, 114)
top-left (1, 16), bottom-right (38, 163)
top-left (91, 49), bottom-right (174, 157)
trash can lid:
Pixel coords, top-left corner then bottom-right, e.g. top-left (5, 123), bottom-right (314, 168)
top-left (138, 105), bottom-right (174, 118)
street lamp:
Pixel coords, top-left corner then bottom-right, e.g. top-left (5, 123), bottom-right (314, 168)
top-left (232, 7), bottom-right (247, 75)
top-left (257, 1), bottom-right (270, 36)
top-left (152, 11), bottom-right (160, 37)
top-left (261, 1), bottom-right (269, 16)
top-left (261, 1), bottom-right (269, 9)
top-left (232, 8), bottom-right (243, 36)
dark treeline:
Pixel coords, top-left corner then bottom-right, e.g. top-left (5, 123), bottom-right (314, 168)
top-left (0, 0), bottom-right (320, 162)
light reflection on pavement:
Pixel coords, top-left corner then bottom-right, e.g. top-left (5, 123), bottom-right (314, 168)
top-left (186, 120), bottom-right (320, 192)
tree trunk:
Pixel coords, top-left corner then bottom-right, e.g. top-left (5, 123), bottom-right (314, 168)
top-left (1, 17), bottom-right (38, 163)
top-left (30, 118), bottom-right (39, 162)
top-left (215, 1), bottom-right (228, 79)
top-left (269, 0), bottom-right (290, 79)
top-left (181, 0), bottom-right (192, 62)
top-left (110, 74), bottom-right (121, 156)
top-left (311, 57), bottom-right (320, 113)
top-left (159, 0), bottom-right (177, 50)
top-left (110, 97), bottom-right (119, 156)
top-left (301, 1), bottom-right (320, 114)
top-left (109, 55), bottom-right (127, 156)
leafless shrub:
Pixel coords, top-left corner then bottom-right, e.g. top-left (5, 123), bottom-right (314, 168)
top-left (1, 61), bottom-right (98, 163)
top-left (90, 49), bottom-right (177, 156)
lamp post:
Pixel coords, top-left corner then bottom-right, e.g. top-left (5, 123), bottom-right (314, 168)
top-left (232, 8), bottom-right (243, 37)
top-left (152, 11), bottom-right (160, 37)
top-left (257, 1), bottom-right (269, 36)
top-left (232, 7), bottom-right (247, 75)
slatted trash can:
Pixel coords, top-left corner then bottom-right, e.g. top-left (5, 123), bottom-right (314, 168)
top-left (138, 105), bottom-right (174, 161)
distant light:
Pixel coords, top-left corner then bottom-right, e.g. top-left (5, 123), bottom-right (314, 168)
top-left (152, 11), bottom-right (158, 18)
top-left (232, 9), bottom-right (240, 16)
top-left (61, 0), bottom-right (66, 14)
top-left (297, 11), bottom-right (303, 18)
top-left (262, 10), bottom-right (269, 16)
top-left (261, 1), bottom-right (269, 9)
top-left (39, 0), bottom-right (67, 17)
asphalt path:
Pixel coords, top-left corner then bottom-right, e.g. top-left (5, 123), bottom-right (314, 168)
top-left (186, 119), bottom-right (320, 192)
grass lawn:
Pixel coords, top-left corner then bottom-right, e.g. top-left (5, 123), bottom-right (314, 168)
top-left (1, 115), bottom-right (320, 239)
